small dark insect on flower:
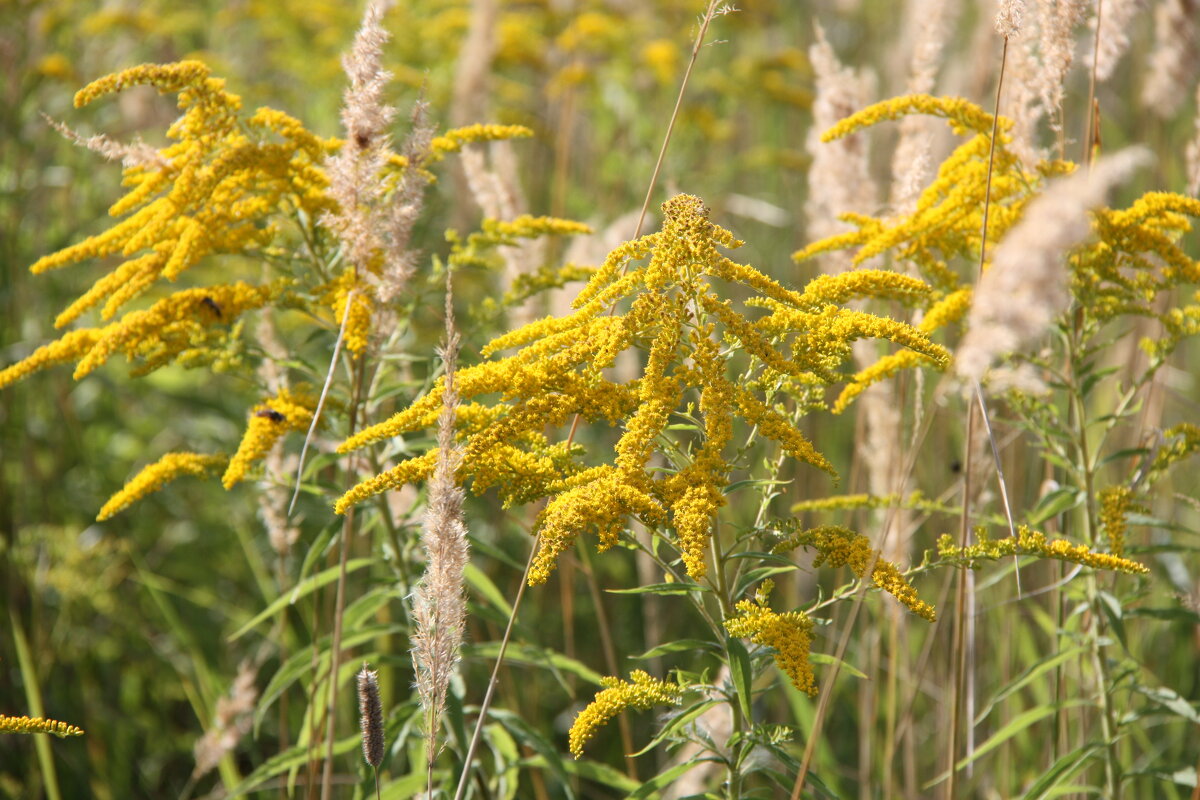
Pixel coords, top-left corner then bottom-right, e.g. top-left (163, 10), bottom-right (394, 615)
top-left (354, 131), bottom-right (371, 150)
top-left (255, 408), bottom-right (286, 423)
top-left (199, 296), bottom-right (223, 318)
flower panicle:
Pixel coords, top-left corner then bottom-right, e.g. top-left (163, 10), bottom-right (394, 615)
top-left (774, 525), bottom-right (935, 620)
top-left (410, 274), bottom-right (470, 742)
top-left (567, 671), bottom-right (683, 758)
top-left (724, 581), bottom-right (818, 695)
top-left (937, 525), bottom-right (1150, 575)
top-left (223, 388), bottom-right (316, 489)
top-left (340, 194), bottom-right (946, 586)
top-left (98, 452), bottom-right (228, 521)
top-left (0, 714), bottom-right (84, 738)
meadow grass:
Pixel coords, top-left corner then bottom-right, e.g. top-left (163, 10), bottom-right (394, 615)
top-left (2, 1), bottom-right (1199, 799)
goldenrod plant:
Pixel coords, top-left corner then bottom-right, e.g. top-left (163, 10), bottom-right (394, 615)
top-left (3, 1), bottom-right (1199, 798)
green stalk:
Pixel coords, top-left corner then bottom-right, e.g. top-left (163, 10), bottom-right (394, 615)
top-left (10, 607), bottom-right (63, 800)
top-left (1066, 318), bottom-right (1121, 800)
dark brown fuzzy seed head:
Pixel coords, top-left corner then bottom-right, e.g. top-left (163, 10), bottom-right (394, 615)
top-left (357, 664), bottom-right (384, 768)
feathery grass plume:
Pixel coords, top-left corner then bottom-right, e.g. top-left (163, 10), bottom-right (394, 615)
top-left (44, 115), bottom-right (167, 170)
top-left (994, 0), bottom-right (1025, 37)
top-left (806, 23), bottom-right (877, 271)
top-left (98, 452), bottom-right (228, 521)
top-left (568, 671), bottom-right (683, 758)
top-left (1033, 0), bottom-right (1088, 131)
top-left (322, 0), bottom-right (396, 278)
top-left (890, 0), bottom-right (955, 210)
top-left (1145, 0), bottom-right (1199, 117)
top-left (0, 715), bottom-right (84, 738)
top-left (339, 195), bottom-right (950, 584)
top-left (356, 664), bottom-right (384, 769)
top-left (1088, 0), bottom-right (1141, 83)
top-left (955, 147), bottom-right (1149, 389)
top-left (937, 525), bottom-right (1149, 575)
top-left (192, 661), bottom-right (257, 779)
top-left (410, 274), bottom-right (469, 754)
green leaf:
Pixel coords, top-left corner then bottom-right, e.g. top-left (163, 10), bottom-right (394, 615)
top-left (1021, 744), bottom-right (1103, 800)
top-left (523, 754), bottom-right (640, 793)
top-left (724, 478), bottom-right (791, 494)
top-left (627, 760), bottom-right (705, 799)
top-left (630, 700), bottom-right (721, 757)
top-left (608, 582), bottom-right (706, 596)
top-left (734, 566), bottom-right (795, 599)
top-left (631, 639), bottom-right (718, 660)
top-left (1097, 591), bottom-right (1130, 654)
top-left (1133, 685), bottom-right (1200, 724)
top-left (232, 734), bottom-right (360, 794)
top-left (956, 700), bottom-right (1088, 771)
top-left (809, 651), bottom-right (867, 680)
top-left (464, 642), bottom-right (603, 686)
top-left (975, 646), bottom-right (1087, 724)
top-left (490, 710), bottom-right (578, 800)
top-left (1028, 488), bottom-right (1084, 526)
top-left (726, 637), bottom-right (754, 724)
top-left (464, 562), bottom-right (514, 617)
top-left (229, 558), bottom-right (374, 641)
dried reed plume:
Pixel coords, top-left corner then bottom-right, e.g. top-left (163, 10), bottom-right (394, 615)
top-left (890, 0), bottom-right (955, 211)
top-left (1033, 0), bottom-right (1088, 131)
top-left (994, 0), bottom-right (1026, 38)
top-left (322, 0), bottom-right (395, 274)
top-left (1089, 0), bottom-right (1140, 83)
top-left (956, 148), bottom-right (1149, 389)
top-left (1142, 0), bottom-right (1198, 118)
top-left (806, 23), bottom-right (877, 272)
top-left (321, 0), bottom-right (430, 314)
top-left (410, 273), bottom-right (469, 767)
top-left (191, 661), bottom-right (258, 779)
top-left (45, 115), bottom-right (167, 170)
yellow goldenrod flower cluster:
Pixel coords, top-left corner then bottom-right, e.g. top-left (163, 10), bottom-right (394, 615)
top-left (773, 525), bottom-right (935, 621)
top-left (567, 670), bottom-right (682, 758)
top-left (427, 124), bottom-right (534, 161)
top-left (723, 581), bottom-right (818, 696)
top-left (35, 63), bottom-right (329, 322)
top-left (1078, 193), bottom-right (1200, 329)
top-left (797, 94), bottom-right (1200, 395)
top-left (340, 194), bottom-right (947, 585)
top-left (97, 452), bottom-right (228, 521)
top-left (222, 388), bottom-right (316, 489)
top-left (1098, 486), bottom-right (1142, 557)
top-left (1150, 423), bottom-right (1200, 478)
top-left (937, 525), bottom-right (1150, 575)
top-left (0, 714), bottom-right (84, 738)
top-left (791, 490), bottom-right (950, 516)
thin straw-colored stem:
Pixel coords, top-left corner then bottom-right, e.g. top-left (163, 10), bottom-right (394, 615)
top-left (946, 402), bottom-right (977, 800)
top-left (452, 539), bottom-right (539, 800)
top-left (290, 289), bottom-right (358, 516)
top-left (319, 354), bottom-right (367, 800)
top-left (1084, 0), bottom-right (1103, 167)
